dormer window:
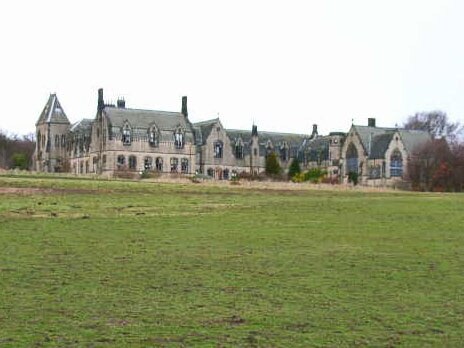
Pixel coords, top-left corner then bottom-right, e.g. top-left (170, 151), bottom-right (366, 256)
top-left (122, 123), bottom-right (131, 145)
top-left (148, 126), bottom-right (159, 147)
top-left (280, 142), bottom-right (289, 162)
top-left (174, 128), bottom-right (184, 149)
top-left (214, 141), bottom-right (223, 158)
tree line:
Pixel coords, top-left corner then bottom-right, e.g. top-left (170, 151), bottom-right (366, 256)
top-left (404, 111), bottom-right (464, 191)
top-left (0, 131), bottom-right (35, 170)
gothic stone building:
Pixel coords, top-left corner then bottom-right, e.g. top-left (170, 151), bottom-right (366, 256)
top-left (340, 118), bottom-right (431, 185)
top-left (34, 89), bottom-right (430, 184)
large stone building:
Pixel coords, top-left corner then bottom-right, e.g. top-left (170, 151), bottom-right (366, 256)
top-left (34, 89), bottom-right (430, 184)
top-left (340, 118), bottom-right (431, 185)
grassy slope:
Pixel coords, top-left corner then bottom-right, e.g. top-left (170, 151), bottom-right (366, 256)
top-left (0, 176), bottom-right (463, 347)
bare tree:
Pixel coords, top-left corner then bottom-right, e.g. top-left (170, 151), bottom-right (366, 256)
top-left (404, 111), bottom-right (462, 141)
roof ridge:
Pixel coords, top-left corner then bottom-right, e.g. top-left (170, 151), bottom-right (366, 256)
top-left (106, 106), bottom-right (181, 114)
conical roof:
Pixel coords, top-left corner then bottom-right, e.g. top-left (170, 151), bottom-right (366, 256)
top-left (36, 94), bottom-right (70, 125)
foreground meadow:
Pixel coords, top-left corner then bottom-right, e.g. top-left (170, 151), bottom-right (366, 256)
top-left (0, 176), bottom-right (463, 347)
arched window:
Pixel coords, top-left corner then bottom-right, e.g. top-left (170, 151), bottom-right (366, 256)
top-left (122, 123), bottom-right (131, 145)
top-left (223, 168), bottom-right (230, 180)
top-left (346, 143), bottom-right (358, 174)
top-left (214, 141), bottom-right (223, 158)
top-left (148, 126), bottom-right (159, 147)
top-left (181, 158), bottom-right (189, 173)
top-left (170, 158), bottom-right (179, 172)
top-left (207, 168), bottom-right (214, 177)
top-left (144, 157), bottom-right (153, 170)
top-left (155, 157), bottom-right (163, 171)
top-left (174, 128), bottom-right (184, 149)
top-left (61, 135), bottom-right (66, 147)
top-left (235, 139), bottom-right (244, 159)
top-left (55, 135), bottom-right (60, 147)
top-left (117, 155), bottom-right (125, 168)
top-left (390, 149), bottom-right (403, 177)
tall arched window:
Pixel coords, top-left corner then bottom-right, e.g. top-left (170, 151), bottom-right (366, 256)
top-left (214, 141), bottom-right (223, 158)
top-left (235, 139), bottom-right (244, 159)
top-left (148, 126), bottom-right (159, 147)
top-left (122, 123), bottom-right (131, 145)
top-left (346, 143), bottom-right (358, 174)
top-left (390, 149), bottom-right (403, 177)
top-left (174, 128), bottom-right (184, 149)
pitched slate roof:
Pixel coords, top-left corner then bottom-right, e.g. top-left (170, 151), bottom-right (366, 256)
top-left (104, 107), bottom-right (189, 130)
top-left (399, 129), bottom-right (431, 153)
top-left (353, 124), bottom-right (431, 159)
top-left (300, 136), bottom-right (331, 161)
top-left (368, 133), bottom-right (394, 159)
top-left (353, 125), bottom-right (396, 154)
top-left (193, 118), bottom-right (220, 145)
top-left (36, 94), bottom-right (70, 125)
top-left (70, 119), bottom-right (93, 134)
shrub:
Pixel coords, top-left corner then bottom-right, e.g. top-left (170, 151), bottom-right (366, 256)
top-left (288, 158), bottom-right (301, 180)
top-left (265, 152), bottom-right (281, 176)
top-left (11, 153), bottom-right (28, 170)
top-left (304, 168), bottom-right (327, 183)
top-left (347, 172), bottom-right (358, 185)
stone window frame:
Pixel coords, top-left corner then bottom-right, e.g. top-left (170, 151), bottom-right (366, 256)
top-left (174, 127), bottom-right (185, 149)
top-left (144, 157), bottom-right (153, 170)
top-left (214, 140), bottom-right (223, 159)
top-left (235, 138), bottom-right (244, 159)
top-left (390, 149), bottom-right (403, 177)
top-left (181, 158), bottom-right (189, 174)
top-left (279, 141), bottom-right (289, 162)
top-left (122, 122), bottom-right (132, 145)
top-left (170, 157), bottom-right (179, 173)
top-left (117, 155), bottom-right (126, 168)
top-left (155, 157), bottom-right (163, 172)
top-left (128, 155), bottom-right (137, 170)
top-left (148, 125), bottom-right (160, 147)
top-left (346, 142), bottom-right (359, 174)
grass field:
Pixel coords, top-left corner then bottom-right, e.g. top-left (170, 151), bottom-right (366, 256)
top-left (0, 175), bottom-right (463, 347)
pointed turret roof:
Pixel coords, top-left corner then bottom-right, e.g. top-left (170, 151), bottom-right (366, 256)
top-left (36, 94), bottom-right (70, 125)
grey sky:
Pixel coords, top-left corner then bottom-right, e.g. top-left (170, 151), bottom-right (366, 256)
top-left (1, 0), bottom-right (463, 136)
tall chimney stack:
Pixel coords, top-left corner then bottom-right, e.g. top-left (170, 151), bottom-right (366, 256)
top-left (181, 96), bottom-right (188, 117)
top-left (368, 118), bottom-right (376, 127)
top-left (98, 88), bottom-right (104, 113)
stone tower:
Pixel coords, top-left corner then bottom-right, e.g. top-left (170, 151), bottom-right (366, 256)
top-left (250, 124), bottom-right (259, 175)
top-left (34, 94), bottom-right (71, 172)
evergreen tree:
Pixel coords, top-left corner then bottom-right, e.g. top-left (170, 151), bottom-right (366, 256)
top-left (265, 152), bottom-right (281, 176)
top-left (288, 158), bottom-right (301, 179)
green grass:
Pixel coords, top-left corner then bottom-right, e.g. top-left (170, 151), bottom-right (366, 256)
top-left (0, 176), bottom-right (463, 347)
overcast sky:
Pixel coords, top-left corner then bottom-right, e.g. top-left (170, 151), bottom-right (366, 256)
top-left (1, 0), bottom-right (463, 136)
